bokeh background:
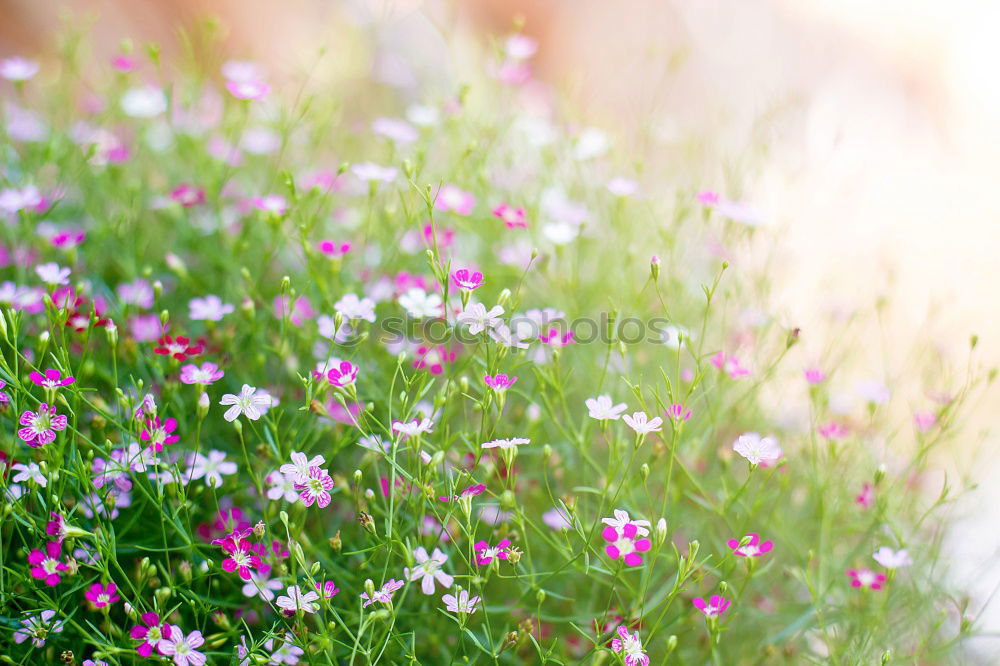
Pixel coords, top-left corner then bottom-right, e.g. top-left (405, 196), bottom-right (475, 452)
top-left (3, 0), bottom-right (999, 655)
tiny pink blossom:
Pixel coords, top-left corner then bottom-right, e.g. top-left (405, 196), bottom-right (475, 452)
top-left (253, 194), bottom-right (287, 215)
top-left (727, 533), bottom-right (773, 557)
top-left (434, 185), bottom-right (475, 215)
top-left (665, 404), bottom-right (692, 423)
top-left (29, 369), bottom-right (75, 389)
top-left (18, 404), bottom-right (68, 448)
top-left (170, 184), bottom-right (206, 208)
top-left (317, 240), bottom-right (352, 258)
top-left (492, 203), bottom-right (528, 229)
top-left (157, 625), bottom-right (206, 666)
top-left (452, 268), bottom-right (484, 290)
top-left (27, 541), bottom-right (68, 586)
top-left (179, 362), bottom-right (224, 385)
top-left (693, 595), bottom-right (730, 617)
top-left (804, 367), bottom-right (826, 385)
top-left (84, 582), bottom-right (120, 608)
top-left (361, 579), bottom-right (404, 607)
top-left (294, 466), bottom-right (334, 508)
top-left (914, 410), bottom-right (937, 432)
top-left (474, 539), bottom-right (511, 566)
top-left (855, 482), bottom-right (875, 509)
top-left (846, 568), bottom-right (886, 590)
top-left (602, 523), bottom-right (651, 567)
top-left (226, 79), bottom-right (271, 101)
top-left (818, 422), bottom-right (849, 440)
top-left (484, 373), bottom-right (517, 392)
top-left (609, 625), bottom-right (649, 666)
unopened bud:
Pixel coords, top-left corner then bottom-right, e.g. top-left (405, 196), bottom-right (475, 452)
top-left (497, 288), bottom-right (511, 306)
top-left (358, 512), bottom-right (377, 536)
top-left (197, 392), bottom-right (210, 418)
top-left (650, 255), bottom-right (660, 280)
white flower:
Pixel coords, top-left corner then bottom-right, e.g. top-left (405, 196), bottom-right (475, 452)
top-left (120, 86), bottom-right (167, 118)
top-left (732, 433), bottom-right (782, 465)
top-left (481, 438), bottom-right (530, 450)
top-left (622, 411), bottom-right (663, 434)
top-left (219, 384), bottom-right (272, 422)
top-left (586, 395), bottom-right (627, 420)
top-left (872, 547), bottom-right (912, 569)
top-left (456, 303), bottom-right (504, 335)
top-left (0, 57), bottom-right (39, 81)
top-left (241, 569), bottom-right (283, 601)
top-left (357, 435), bottom-right (389, 453)
top-left (35, 262), bottom-right (70, 285)
top-left (404, 547), bottom-right (453, 594)
top-left (601, 509), bottom-right (651, 537)
top-left (279, 452), bottom-right (327, 484)
top-left (184, 450), bottom-right (237, 487)
top-left (351, 162), bottom-right (398, 183)
top-left (487, 322), bottom-right (529, 349)
top-left (11, 462), bottom-right (46, 487)
top-left (542, 222), bottom-right (579, 245)
top-left (392, 418), bottom-right (434, 438)
top-left (442, 588), bottom-right (481, 614)
top-left (335, 293), bottom-right (376, 322)
top-left (265, 470), bottom-right (299, 502)
top-left (275, 585), bottom-right (319, 614)
top-left (398, 288), bottom-right (443, 319)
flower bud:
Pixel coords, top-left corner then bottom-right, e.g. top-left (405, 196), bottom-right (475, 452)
top-left (358, 512), bottom-right (377, 536)
top-left (497, 288), bottom-right (512, 306)
top-left (650, 255), bottom-right (660, 280)
top-left (536, 589), bottom-right (546, 604)
top-left (656, 518), bottom-right (668, 546)
top-left (197, 392), bottom-right (210, 418)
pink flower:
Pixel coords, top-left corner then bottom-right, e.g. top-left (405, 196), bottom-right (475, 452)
top-left (279, 452), bottom-right (327, 484)
top-left (324, 361), bottom-right (358, 388)
top-left (27, 541), bottom-right (67, 586)
top-left (221, 539), bottom-right (262, 581)
top-left (602, 523), bottom-right (651, 567)
top-left (434, 185), bottom-right (475, 215)
top-left (609, 625), bottom-right (649, 666)
top-left (140, 417), bottom-right (179, 453)
top-left (404, 547), bottom-right (453, 594)
top-left (439, 483), bottom-right (486, 502)
top-left (316, 580), bottom-right (340, 598)
top-left (361, 579), bottom-right (404, 607)
top-left (855, 482), bottom-right (875, 508)
top-left (474, 539), bottom-right (511, 566)
top-left (18, 404), bottom-right (68, 448)
top-left (51, 229), bottom-right (85, 250)
top-left (179, 362), bottom-right (224, 385)
top-left (804, 367), bottom-right (826, 385)
top-left (189, 295), bottom-right (234, 321)
top-left (665, 404), bottom-right (692, 423)
top-left (622, 411), bottom-right (663, 434)
top-left (696, 190), bottom-right (720, 205)
top-left (157, 625), bottom-right (206, 666)
top-left (226, 79), bottom-right (271, 101)
top-left (276, 585), bottom-right (320, 615)
top-left (442, 588), bottom-right (480, 614)
top-left (131, 612), bottom-right (170, 657)
top-left (254, 194), bottom-right (287, 215)
top-left (85, 582), bottom-right (120, 608)
top-left (29, 369), bottom-right (75, 389)
top-left (317, 240), bottom-right (352, 258)
top-left (492, 203), bottom-right (528, 229)
top-left (111, 54), bottom-right (135, 72)
top-left (818, 422), bottom-right (849, 440)
top-left (413, 346), bottom-right (455, 375)
top-left (294, 466), bottom-right (334, 508)
top-left (693, 595), bottom-right (731, 618)
top-left (484, 374), bottom-right (517, 392)
top-left (914, 410), bottom-right (937, 432)
top-left (170, 184), bottom-right (206, 207)
top-left (452, 268), bottom-right (484, 290)
top-left (727, 533), bottom-right (773, 557)
top-left (846, 568), bottom-right (886, 590)
top-left (273, 295), bottom-right (314, 326)
top-left (539, 329), bottom-right (574, 347)
top-left (45, 513), bottom-right (66, 540)
top-left (711, 351), bottom-right (751, 378)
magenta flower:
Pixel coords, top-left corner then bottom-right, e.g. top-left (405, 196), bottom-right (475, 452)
top-left (131, 612), bottom-right (170, 658)
top-left (27, 541), bottom-right (68, 586)
top-left (914, 410), bottom-right (937, 432)
top-left (434, 185), bottom-right (475, 215)
top-left (856, 482), bottom-right (875, 508)
top-left (157, 625), bottom-right (206, 666)
top-left (727, 533), bottom-right (773, 557)
top-left (539, 329), bottom-right (574, 347)
top-left (452, 268), bottom-right (484, 290)
top-left (221, 539), bottom-right (262, 581)
top-left (665, 404), bottom-right (692, 423)
top-left (85, 582), bottom-right (120, 608)
top-left (439, 483), bottom-right (486, 502)
top-left (279, 452), bottom-right (327, 484)
top-left (29, 369), bottom-right (75, 389)
top-left (711, 351), bottom-right (751, 378)
top-left (317, 240), bottom-right (352, 258)
top-left (18, 404), bottom-right (68, 448)
top-left (492, 203), bottom-right (528, 229)
top-left (316, 580), bottom-right (340, 598)
top-left (602, 524), bottom-right (651, 567)
top-left (294, 466), bottom-right (334, 508)
top-left (140, 416), bottom-right (179, 453)
top-left (610, 626), bottom-right (649, 666)
top-left (170, 184), bottom-right (206, 207)
top-left (474, 539), bottom-right (511, 567)
top-left (45, 513), bottom-right (67, 541)
top-left (484, 374), bottom-right (517, 392)
top-left (693, 595), bottom-right (731, 618)
top-left (179, 362), bottom-right (224, 385)
top-left (325, 361), bottom-right (359, 388)
top-left (847, 568), bottom-right (887, 590)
